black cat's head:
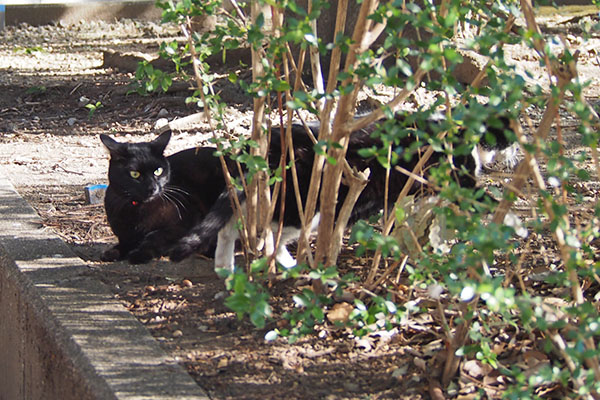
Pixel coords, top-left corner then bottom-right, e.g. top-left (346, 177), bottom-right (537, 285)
top-left (101, 131), bottom-right (172, 204)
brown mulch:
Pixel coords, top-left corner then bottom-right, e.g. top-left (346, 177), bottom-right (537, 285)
top-left (2, 12), bottom-right (600, 400)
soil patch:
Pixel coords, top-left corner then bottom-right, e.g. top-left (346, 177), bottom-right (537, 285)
top-left (1, 13), bottom-right (600, 399)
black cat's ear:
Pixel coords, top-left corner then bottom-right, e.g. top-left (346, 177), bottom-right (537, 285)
top-left (100, 134), bottom-right (127, 159)
top-left (151, 130), bottom-right (171, 154)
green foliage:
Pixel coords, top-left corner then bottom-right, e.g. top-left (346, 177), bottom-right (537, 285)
top-left (149, 0), bottom-right (600, 396)
top-left (266, 264), bottom-right (359, 343)
top-left (133, 61), bottom-right (174, 95)
top-left (13, 45), bottom-right (45, 55)
top-left (222, 260), bottom-right (272, 329)
top-left (85, 101), bottom-right (103, 119)
top-left (350, 296), bottom-right (399, 337)
top-left (25, 86), bottom-right (46, 95)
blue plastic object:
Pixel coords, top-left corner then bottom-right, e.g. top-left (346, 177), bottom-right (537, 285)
top-left (0, 6), bottom-right (5, 31)
top-left (84, 184), bottom-right (108, 205)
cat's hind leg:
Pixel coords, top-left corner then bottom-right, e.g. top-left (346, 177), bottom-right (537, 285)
top-left (275, 243), bottom-right (297, 269)
top-left (214, 215), bottom-right (239, 273)
top-left (170, 189), bottom-right (242, 263)
top-left (273, 212), bottom-right (321, 269)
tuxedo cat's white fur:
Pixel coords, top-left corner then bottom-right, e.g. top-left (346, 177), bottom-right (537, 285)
top-left (213, 145), bottom-right (515, 273)
top-left (170, 108), bottom-right (518, 272)
top-left (214, 205), bottom-right (321, 272)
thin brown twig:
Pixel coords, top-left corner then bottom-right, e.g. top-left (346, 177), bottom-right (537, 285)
top-left (502, 0), bottom-right (600, 385)
top-left (363, 13), bottom-right (517, 287)
top-left (314, 0), bottom-right (384, 267)
top-left (181, 17), bottom-right (251, 259)
top-left (295, 0), bottom-right (349, 266)
top-left (441, 299), bottom-right (477, 387)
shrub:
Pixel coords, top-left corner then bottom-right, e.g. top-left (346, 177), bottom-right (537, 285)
top-left (147, 0), bottom-right (600, 396)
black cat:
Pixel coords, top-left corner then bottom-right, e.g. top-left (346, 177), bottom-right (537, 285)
top-left (100, 131), bottom-right (230, 264)
top-left (169, 110), bottom-right (516, 271)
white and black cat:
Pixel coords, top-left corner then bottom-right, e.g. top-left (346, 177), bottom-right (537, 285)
top-left (100, 131), bottom-right (231, 264)
top-left (169, 109), bottom-right (517, 271)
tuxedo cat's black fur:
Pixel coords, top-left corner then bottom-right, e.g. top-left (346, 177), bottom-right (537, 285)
top-left (169, 110), bottom-right (515, 270)
top-left (100, 131), bottom-right (230, 264)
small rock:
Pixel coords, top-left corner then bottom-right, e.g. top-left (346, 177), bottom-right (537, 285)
top-left (172, 329), bottom-right (183, 338)
top-left (392, 366), bottom-right (408, 378)
top-left (414, 357), bottom-right (427, 371)
top-left (157, 108), bottom-right (169, 118)
top-left (343, 382), bottom-right (359, 392)
top-left (214, 290), bottom-right (228, 300)
top-left (4, 122), bottom-right (16, 133)
top-left (181, 279), bottom-right (193, 287)
top-left (78, 96), bottom-right (90, 107)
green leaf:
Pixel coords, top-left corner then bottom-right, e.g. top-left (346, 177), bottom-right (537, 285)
top-left (250, 310), bottom-right (267, 328)
top-left (311, 307), bottom-right (324, 321)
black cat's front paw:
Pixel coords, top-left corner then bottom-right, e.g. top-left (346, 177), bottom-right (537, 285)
top-left (127, 248), bottom-right (154, 264)
top-left (101, 246), bottom-right (121, 262)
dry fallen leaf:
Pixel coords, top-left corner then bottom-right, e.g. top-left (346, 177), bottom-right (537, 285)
top-left (414, 357), bottom-right (427, 371)
top-left (217, 358), bottom-right (229, 369)
top-left (462, 359), bottom-right (492, 379)
top-left (523, 349), bottom-right (549, 366)
top-left (327, 302), bottom-right (354, 324)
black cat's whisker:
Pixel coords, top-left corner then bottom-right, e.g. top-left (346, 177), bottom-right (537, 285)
top-left (164, 186), bottom-right (187, 198)
top-left (161, 192), bottom-right (184, 220)
top-left (166, 185), bottom-right (190, 196)
top-left (102, 130), bottom-right (227, 263)
top-left (164, 187), bottom-right (189, 209)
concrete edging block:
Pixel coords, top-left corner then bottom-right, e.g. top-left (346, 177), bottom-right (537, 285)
top-left (4, 1), bottom-right (161, 27)
top-left (0, 173), bottom-right (208, 400)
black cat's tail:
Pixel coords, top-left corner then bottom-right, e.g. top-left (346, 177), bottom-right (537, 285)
top-left (169, 189), bottom-right (245, 262)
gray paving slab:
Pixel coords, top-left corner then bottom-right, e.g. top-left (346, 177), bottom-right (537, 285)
top-left (0, 172), bottom-right (208, 400)
top-left (4, 1), bottom-right (161, 27)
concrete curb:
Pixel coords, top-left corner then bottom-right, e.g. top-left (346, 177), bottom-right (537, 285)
top-left (0, 173), bottom-right (208, 399)
top-left (5, 2), bottom-right (161, 27)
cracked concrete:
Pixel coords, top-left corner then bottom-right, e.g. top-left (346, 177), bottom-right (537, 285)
top-left (0, 171), bottom-right (208, 400)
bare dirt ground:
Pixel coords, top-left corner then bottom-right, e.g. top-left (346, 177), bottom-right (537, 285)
top-left (1, 9), bottom-right (600, 399)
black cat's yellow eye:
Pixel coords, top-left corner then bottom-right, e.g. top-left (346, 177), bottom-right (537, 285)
top-left (154, 167), bottom-right (164, 176)
top-left (130, 170), bottom-right (141, 179)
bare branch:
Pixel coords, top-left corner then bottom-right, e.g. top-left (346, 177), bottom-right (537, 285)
top-left (315, 0), bottom-right (382, 265)
top-left (330, 166), bottom-right (370, 264)
top-left (181, 16), bottom-right (250, 261)
top-left (295, 0), bottom-right (350, 266)
top-left (307, 0), bottom-right (325, 109)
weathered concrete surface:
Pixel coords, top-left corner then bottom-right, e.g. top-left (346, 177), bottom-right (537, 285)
top-left (0, 172), bottom-right (208, 400)
top-left (5, 1), bottom-right (161, 27)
